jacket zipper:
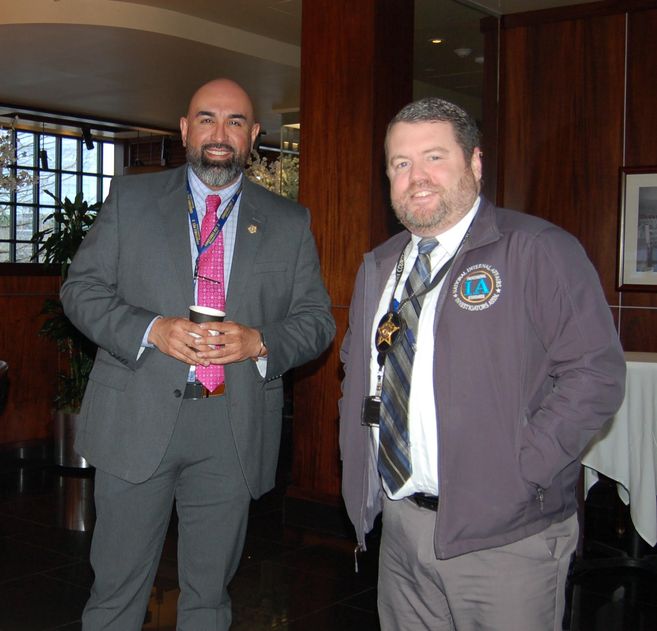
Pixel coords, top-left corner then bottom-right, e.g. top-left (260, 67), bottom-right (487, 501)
top-left (536, 486), bottom-right (545, 512)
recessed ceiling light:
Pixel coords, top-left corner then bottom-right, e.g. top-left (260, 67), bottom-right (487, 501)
top-left (430, 38), bottom-right (444, 45)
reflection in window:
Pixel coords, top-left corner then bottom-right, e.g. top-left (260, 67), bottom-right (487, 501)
top-left (62, 137), bottom-right (78, 172)
top-left (16, 132), bottom-right (35, 168)
top-left (82, 143), bottom-right (98, 173)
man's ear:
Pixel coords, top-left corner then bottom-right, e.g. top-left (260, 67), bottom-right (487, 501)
top-left (471, 147), bottom-right (482, 182)
top-left (250, 122), bottom-right (261, 151)
top-left (179, 117), bottom-right (188, 147)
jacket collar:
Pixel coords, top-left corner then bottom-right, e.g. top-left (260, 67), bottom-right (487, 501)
top-left (460, 196), bottom-right (501, 254)
top-left (158, 166), bottom-right (193, 308)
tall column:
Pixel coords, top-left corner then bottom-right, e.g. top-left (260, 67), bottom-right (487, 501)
top-left (288, 0), bottom-right (413, 530)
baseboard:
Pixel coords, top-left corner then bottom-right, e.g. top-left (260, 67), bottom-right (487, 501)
top-left (0, 438), bottom-right (53, 466)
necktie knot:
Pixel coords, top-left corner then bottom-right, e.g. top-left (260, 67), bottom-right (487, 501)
top-left (206, 194), bottom-right (221, 218)
top-left (418, 237), bottom-right (438, 256)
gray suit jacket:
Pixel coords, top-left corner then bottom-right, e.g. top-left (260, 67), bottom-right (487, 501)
top-left (61, 165), bottom-right (335, 495)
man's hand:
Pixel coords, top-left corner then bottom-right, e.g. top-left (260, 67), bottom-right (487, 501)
top-left (194, 321), bottom-right (265, 364)
top-left (148, 317), bottom-right (208, 365)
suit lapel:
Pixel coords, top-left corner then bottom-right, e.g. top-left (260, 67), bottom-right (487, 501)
top-left (158, 167), bottom-right (195, 310)
top-left (226, 179), bottom-right (266, 316)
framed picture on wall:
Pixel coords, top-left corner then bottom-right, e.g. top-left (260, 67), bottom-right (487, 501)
top-left (618, 166), bottom-right (657, 291)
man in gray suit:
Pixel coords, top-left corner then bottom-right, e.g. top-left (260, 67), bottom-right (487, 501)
top-left (61, 78), bottom-right (335, 630)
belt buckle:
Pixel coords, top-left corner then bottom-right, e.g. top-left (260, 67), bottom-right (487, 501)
top-left (202, 383), bottom-right (225, 398)
top-left (411, 493), bottom-right (439, 511)
top-left (184, 382), bottom-right (226, 399)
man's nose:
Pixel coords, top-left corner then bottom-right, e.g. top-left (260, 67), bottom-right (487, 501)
top-left (209, 123), bottom-right (229, 143)
top-left (409, 162), bottom-right (429, 183)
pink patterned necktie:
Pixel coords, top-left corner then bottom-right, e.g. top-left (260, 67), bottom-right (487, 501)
top-left (196, 194), bottom-right (225, 391)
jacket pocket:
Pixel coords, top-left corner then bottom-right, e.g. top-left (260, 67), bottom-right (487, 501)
top-left (88, 359), bottom-right (132, 391)
top-left (264, 380), bottom-right (284, 411)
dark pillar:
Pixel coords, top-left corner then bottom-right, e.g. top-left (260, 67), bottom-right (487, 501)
top-left (287, 0), bottom-right (413, 533)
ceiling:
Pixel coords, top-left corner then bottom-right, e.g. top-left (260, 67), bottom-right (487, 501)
top-left (0, 0), bottom-right (593, 147)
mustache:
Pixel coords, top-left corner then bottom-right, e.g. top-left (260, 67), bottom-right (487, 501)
top-left (405, 184), bottom-right (444, 197)
top-left (202, 142), bottom-right (235, 154)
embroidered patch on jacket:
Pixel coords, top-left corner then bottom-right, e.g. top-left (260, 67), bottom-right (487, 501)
top-left (452, 265), bottom-right (502, 311)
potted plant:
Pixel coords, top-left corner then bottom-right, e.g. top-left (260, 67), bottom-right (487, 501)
top-left (32, 190), bottom-right (101, 468)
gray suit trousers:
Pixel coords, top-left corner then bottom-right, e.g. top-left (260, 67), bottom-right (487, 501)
top-left (82, 396), bottom-right (251, 631)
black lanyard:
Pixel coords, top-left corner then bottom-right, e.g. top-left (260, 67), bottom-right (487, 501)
top-left (374, 230), bottom-right (470, 368)
top-left (386, 240), bottom-right (456, 316)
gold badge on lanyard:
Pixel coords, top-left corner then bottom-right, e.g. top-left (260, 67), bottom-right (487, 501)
top-left (375, 311), bottom-right (405, 354)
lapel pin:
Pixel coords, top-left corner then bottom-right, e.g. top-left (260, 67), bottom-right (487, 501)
top-left (248, 224), bottom-right (258, 234)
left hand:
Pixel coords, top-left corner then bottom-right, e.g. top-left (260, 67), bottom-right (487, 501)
top-left (194, 321), bottom-right (263, 364)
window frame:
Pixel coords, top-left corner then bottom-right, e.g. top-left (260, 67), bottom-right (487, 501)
top-left (0, 127), bottom-right (115, 265)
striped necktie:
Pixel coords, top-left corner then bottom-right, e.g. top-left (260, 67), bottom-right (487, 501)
top-left (378, 237), bottom-right (439, 493)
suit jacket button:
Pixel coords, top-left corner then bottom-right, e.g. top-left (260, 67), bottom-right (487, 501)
top-left (173, 389), bottom-right (182, 398)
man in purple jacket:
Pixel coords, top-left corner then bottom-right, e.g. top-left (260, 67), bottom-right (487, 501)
top-left (339, 97), bottom-right (625, 630)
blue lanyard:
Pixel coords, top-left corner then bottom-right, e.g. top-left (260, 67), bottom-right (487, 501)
top-left (186, 179), bottom-right (242, 259)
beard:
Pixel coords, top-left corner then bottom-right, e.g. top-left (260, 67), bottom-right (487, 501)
top-left (186, 142), bottom-right (248, 188)
top-left (391, 167), bottom-right (480, 236)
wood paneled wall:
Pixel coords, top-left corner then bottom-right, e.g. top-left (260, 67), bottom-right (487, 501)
top-left (621, 7), bottom-right (657, 338)
top-left (290, 0), bottom-right (413, 502)
top-left (491, 1), bottom-right (657, 352)
top-left (0, 270), bottom-right (59, 445)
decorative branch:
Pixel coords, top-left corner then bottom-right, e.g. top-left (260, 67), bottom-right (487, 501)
top-left (245, 151), bottom-right (299, 201)
top-left (0, 123), bottom-right (35, 192)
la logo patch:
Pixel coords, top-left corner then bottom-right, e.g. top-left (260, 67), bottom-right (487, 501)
top-left (452, 264), bottom-right (502, 311)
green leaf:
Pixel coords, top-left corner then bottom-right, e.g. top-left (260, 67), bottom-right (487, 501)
top-left (34, 189), bottom-right (100, 411)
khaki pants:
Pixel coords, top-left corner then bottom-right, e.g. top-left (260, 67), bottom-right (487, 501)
top-left (378, 495), bottom-right (578, 631)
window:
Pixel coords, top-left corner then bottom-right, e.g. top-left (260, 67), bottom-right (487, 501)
top-left (0, 128), bottom-right (115, 263)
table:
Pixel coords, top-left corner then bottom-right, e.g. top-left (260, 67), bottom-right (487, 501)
top-left (582, 352), bottom-right (657, 547)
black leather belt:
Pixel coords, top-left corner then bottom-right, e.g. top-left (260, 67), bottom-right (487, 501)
top-left (411, 493), bottom-right (439, 511)
top-left (183, 382), bottom-right (226, 399)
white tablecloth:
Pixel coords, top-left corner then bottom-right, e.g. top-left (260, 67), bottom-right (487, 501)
top-left (582, 352), bottom-right (657, 546)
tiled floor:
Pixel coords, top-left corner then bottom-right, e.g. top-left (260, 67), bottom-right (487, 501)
top-left (1, 455), bottom-right (656, 630)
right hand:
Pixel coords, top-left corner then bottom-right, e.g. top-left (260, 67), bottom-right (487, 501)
top-left (148, 317), bottom-right (208, 365)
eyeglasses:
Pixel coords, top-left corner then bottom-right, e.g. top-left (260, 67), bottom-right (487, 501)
top-left (194, 272), bottom-right (223, 287)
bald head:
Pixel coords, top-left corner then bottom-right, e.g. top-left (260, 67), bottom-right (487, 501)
top-left (180, 78), bottom-right (260, 189)
top-left (185, 79), bottom-right (257, 125)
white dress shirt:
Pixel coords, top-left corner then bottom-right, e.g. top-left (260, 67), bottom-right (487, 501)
top-left (369, 197), bottom-right (480, 499)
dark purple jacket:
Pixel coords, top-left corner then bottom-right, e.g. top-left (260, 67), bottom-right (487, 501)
top-left (339, 197), bottom-right (625, 559)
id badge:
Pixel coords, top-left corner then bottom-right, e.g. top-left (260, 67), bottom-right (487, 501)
top-left (361, 396), bottom-right (381, 426)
